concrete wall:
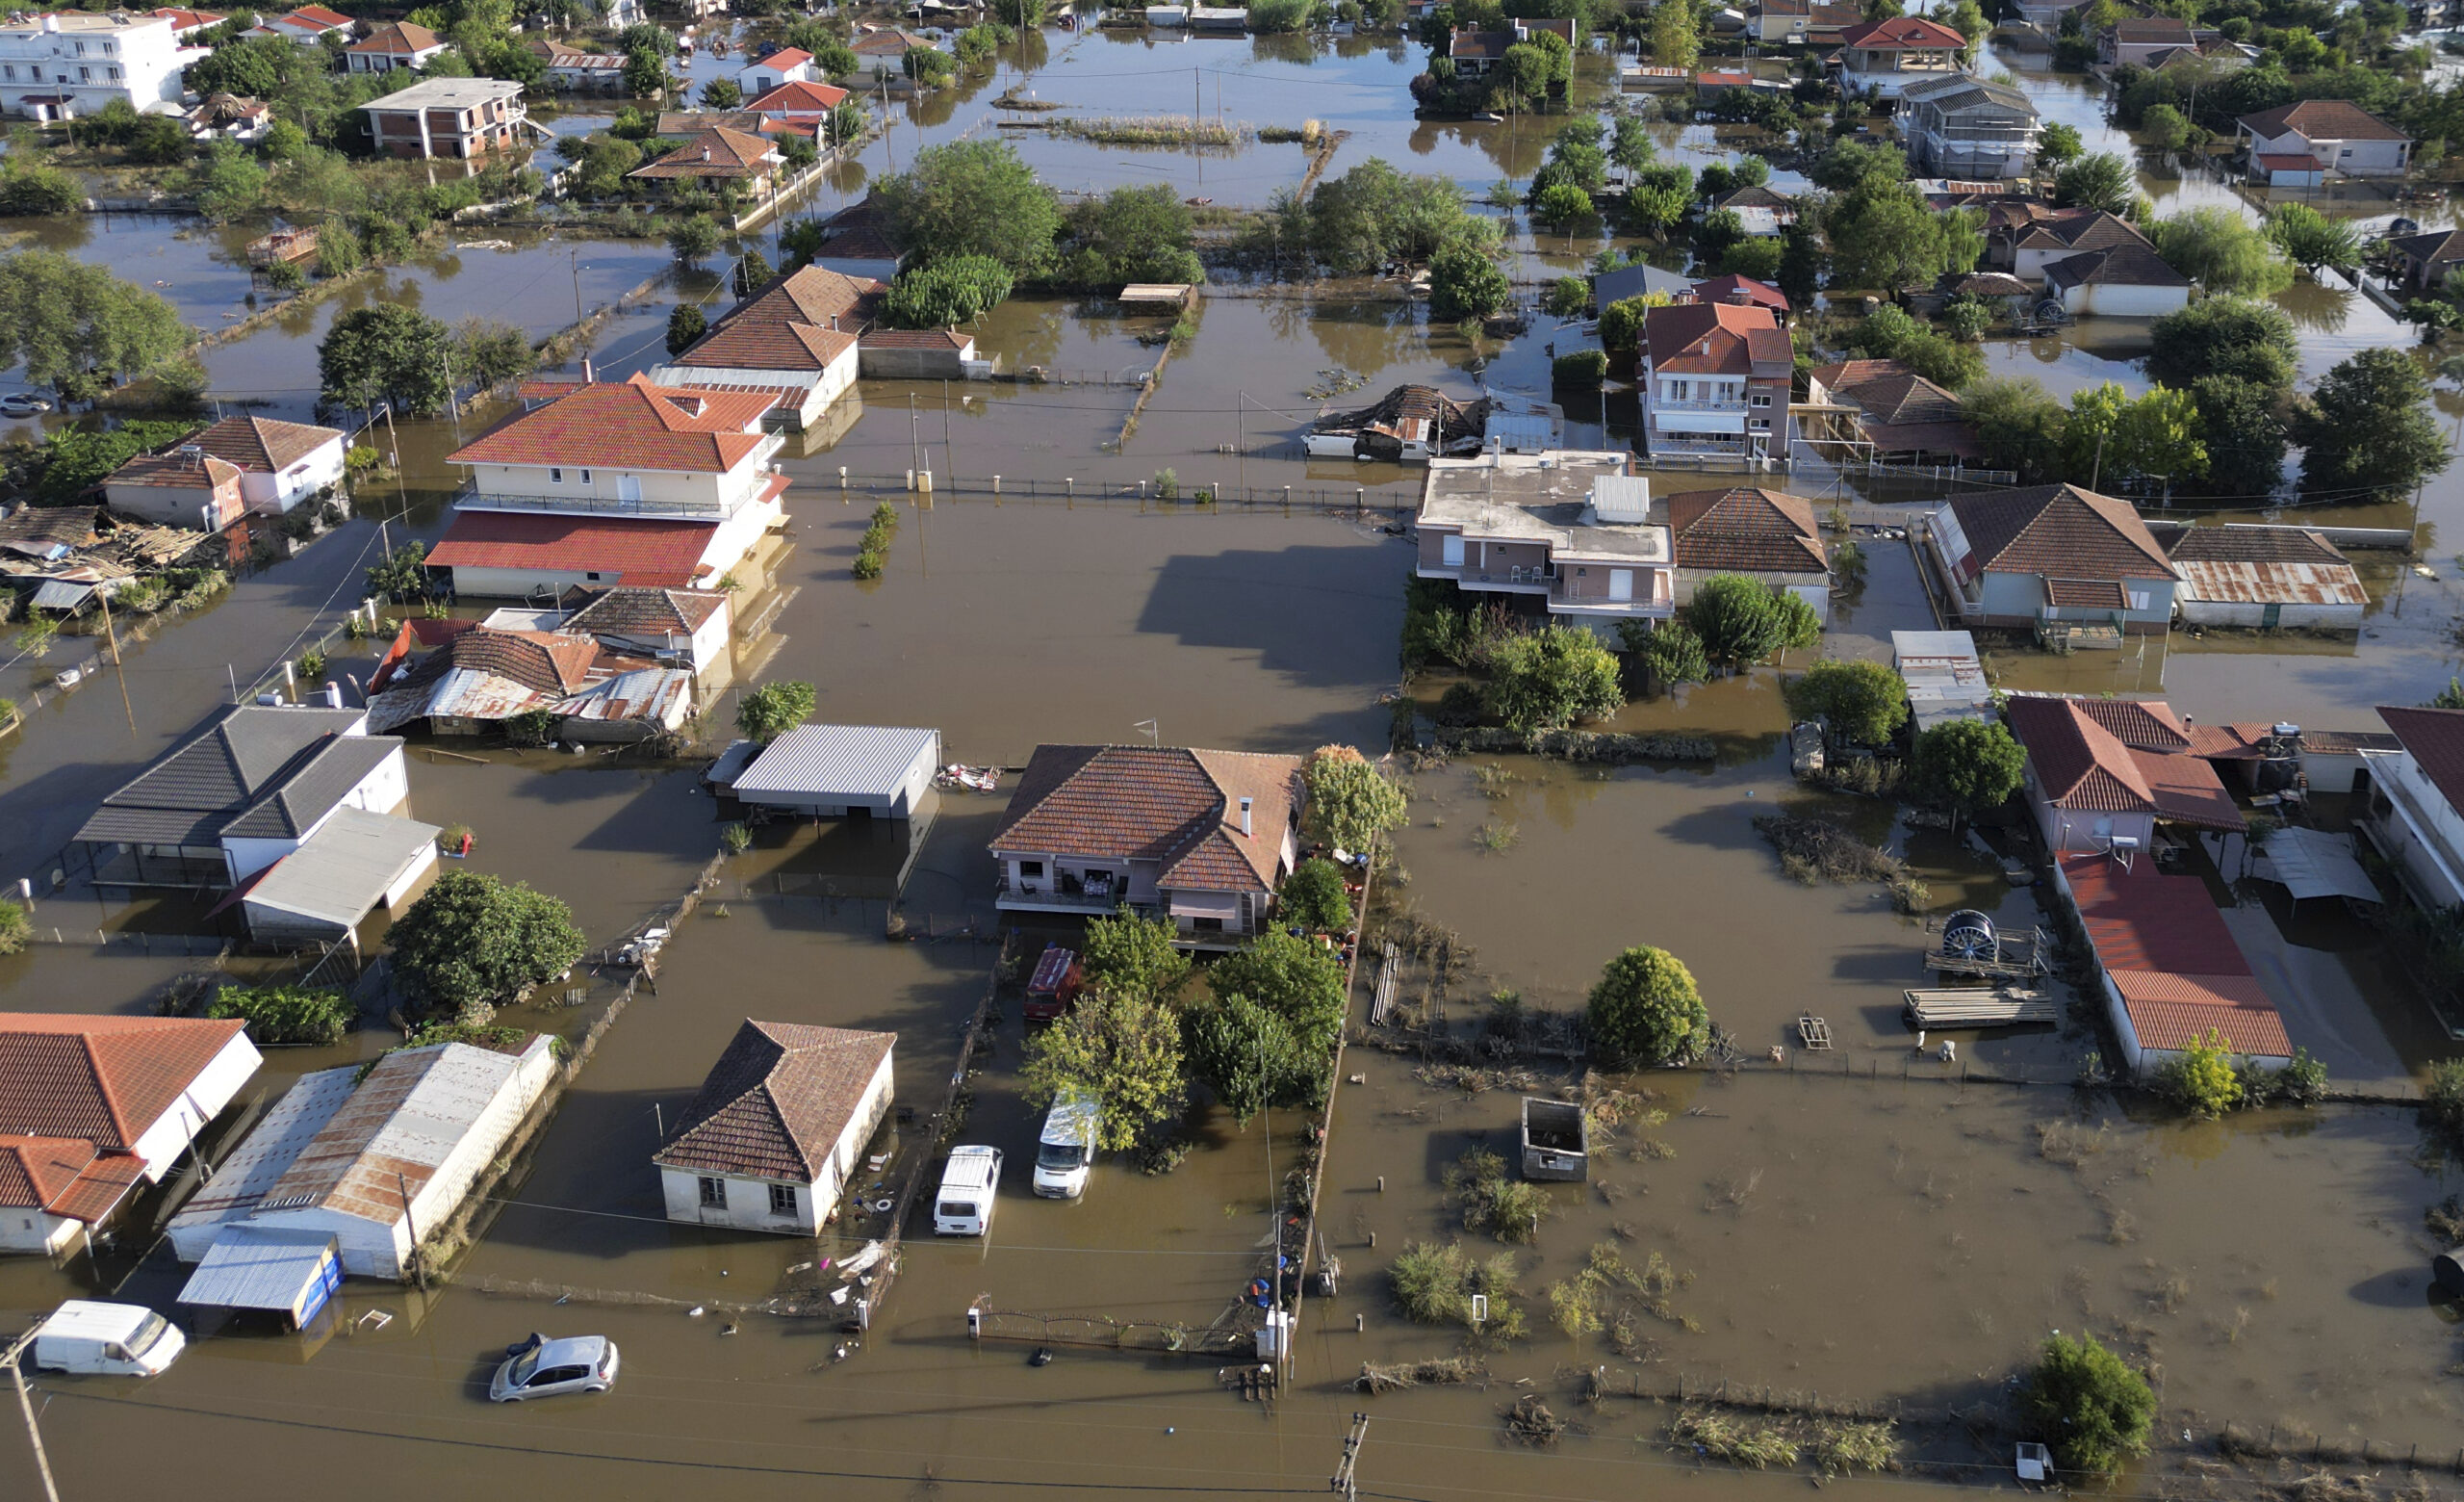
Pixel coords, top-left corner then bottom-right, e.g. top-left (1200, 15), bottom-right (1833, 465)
top-left (2246, 126), bottom-right (2408, 175)
top-left (2361, 750), bottom-right (2464, 910)
top-left (2175, 598), bottom-right (2364, 630)
top-left (243, 437), bottom-right (346, 513)
top-left (0, 1206), bottom-right (78, 1255)
top-left (2058, 280), bottom-right (2194, 318)
top-left (471, 443), bottom-right (783, 513)
top-left (859, 343), bottom-right (969, 380)
top-left (106, 478), bottom-right (243, 531)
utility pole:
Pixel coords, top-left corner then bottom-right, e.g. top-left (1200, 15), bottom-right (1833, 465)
top-left (2090, 428), bottom-right (2107, 492)
top-left (571, 247), bottom-right (585, 327)
top-left (97, 588), bottom-right (136, 738)
top-left (3, 1328), bottom-right (62, 1502)
top-left (909, 394), bottom-right (922, 481)
top-left (1330, 1412), bottom-right (1370, 1501)
top-left (940, 379), bottom-right (956, 492)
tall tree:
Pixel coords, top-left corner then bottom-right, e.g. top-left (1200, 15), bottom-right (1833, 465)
top-left (2148, 207), bottom-right (2293, 297)
top-left (2145, 297), bottom-right (2295, 390)
top-left (1909, 718), bottom-right (2025, 821)
top-left (387, 870), bottom-right (585, 1023)
top-left (1020, 989), bottom-right (1185, 1152)
top-left (0, 251), bottom-right (192, 404)
top-left (875, 139), bottom-right (1063, 275)
top-left (318, 304), bottom-right (452, 416)
top-left (1781, 659), bottom-right (1910, 748)
top-left (2293, 348), bottom-right (2451, 501)
top-left (1302, 745), bottom-right (1409, 854)
top-left (2052, 152), bottom-right (2133, 214)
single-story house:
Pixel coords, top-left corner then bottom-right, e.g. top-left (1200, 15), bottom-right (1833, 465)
top-left (2052, 852), bottom-right (2290, 1074)
top-left (2004, 692), bottom-right (2244, 853)
top-left (859, 327), bottom-right (977, 379)
top-left (2042, 241), bottom-right (2194, 318)
top-left (248, 5), bottom-right (352, 44)
top-left (2236, 99), bottom-right (2410, 178)
top-left (1303, 384), bottom-right (1485, 463)
top-left (344, 20), bottom-right (449, 72)
top-left (68, 704), bottom-right (410, 890)
top-left (186, 91), bottom-right (271, 141)
top-left (2250, 153), bottom-right (2324, 189)
top-left (1660, 484), bottom-right (1831, 618)
top-left (188, 414), bottom-right (346, 514)
top-left (364, 623), bottom-right (693, 742)
top-left (1707, 185), bottom-right (1798, 238)
top-left (806, 196), bottom-right (910, 283)
top-left (1925, 483), bottom-right (2178, 636)
top-left (729, 724), bottom-right (941, 818)
top-left (105, 447), bottom-right (247, 531)
top-left (167, 1036), bottom-right (559, 1279)
top-left (0, 1014), bottom-right (263, 1254)
top-left (651, 263), bottom-right (876, 431)
top-left (560, 585), bottom-right (734, 674)
top-left (2386, 226), bottom-right (2464, 293)
top-left (654, 1021), bottom-right (896, 1236)
top-left (2163, 524), bottom-right (2367, 631)
top-left (230, 805), bottom-right (440, 951)
top-left (1802, 358), bottom-right (1979, 466)
top-left (629, 127), bottom-right (783, 194)
top-left (526, 37), bottom-right (629, 91)
top-left (990, 744), bottom-right (1303, 945)
top-left (739, 46), bottom-right (824, 95)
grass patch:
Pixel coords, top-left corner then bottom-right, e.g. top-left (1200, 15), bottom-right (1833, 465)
top-left (1444, 1148), bottom-right (1550, 1243)
top-left (1388, 1241), bottom-right (1526, 1338)
top-left (1354, 1356), bottom-right (1479, 1392)
top-left (1473, 820), bottom-right (1519, 853)
top-left (1671, 1410), bottom-right (1800, 1467)
top-left (1049, 114), bottom-right (1249, 148)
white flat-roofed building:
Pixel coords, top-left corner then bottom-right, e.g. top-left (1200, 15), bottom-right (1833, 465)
top-left (0, 10), bottom-right (184, 120)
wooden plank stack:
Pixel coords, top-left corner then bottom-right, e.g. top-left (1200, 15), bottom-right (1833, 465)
top-left (1902, 988), bottom-right (2061, 1028)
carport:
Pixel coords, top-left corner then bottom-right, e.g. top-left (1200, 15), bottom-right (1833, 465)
top-left (2253, 825), bottom-right (2382, 910)
top-left (731, 725), bottom-right (941, 818)
top-left (177, 1225), bottom-right (344, 1330)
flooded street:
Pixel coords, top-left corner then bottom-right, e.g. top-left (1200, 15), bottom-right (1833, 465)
top-left (13, 21), bottom-right (2464, 1502)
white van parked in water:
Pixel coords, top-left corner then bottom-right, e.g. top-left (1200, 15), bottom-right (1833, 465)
top-left (934, 1145), bottom-right (1002, 1236)
top-left (32, 1301), bottom-right (186, 1376)
top-left (1032, 1092), bottom-right (1100, 1200)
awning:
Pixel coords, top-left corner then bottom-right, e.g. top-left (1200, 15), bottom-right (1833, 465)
top-left (31, 580), bottom-right (95, 610)
top-left (178, 1225), bottom-right (344, 1327)
top-left (2256, 825), bottom-right (2381, 904)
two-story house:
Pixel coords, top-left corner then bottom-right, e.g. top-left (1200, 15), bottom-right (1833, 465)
top-left (1923, 483), bottom-right (2179, 639)
top-left (247, 5), bottom-right (352, 44)
top-left (989, 744), bottom-right (1304, 946)
top-left (344, 20), bottom-right (449, 73)
top-left (1414, 451), bottom-right (1676, 629)
top-left (426, 375), bottom-right (790, 599)
top-left (359, 76), bottom-right (527, 160)
top-left (1637, 300), bottom-right (1791, 464)
top-left (1832, 15), bottom-right (1966, 99)
top-left (2361, 707), bottom-right (2464, 911)
top-left (2236, 99), bottom-right (2411, 178)
top-left (1447, 16), bottom-right (1575, 76)
top-left (1661, 485), bottom-right (1831, 618)
top-left (739, 45), bottom-right (820, 95)
top-left (1897, 74), bottom-right (2040, 180)
top-left (2005, 693), bottom-right (2243, 854)
top-left (0, 11), bottom-right (184, 122)
top-left (2096, 16), bottom-right (2199, 66)
top-left (190, 413), bottom-right (346, 513)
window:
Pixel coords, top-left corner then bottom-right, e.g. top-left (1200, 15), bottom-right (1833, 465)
top-left (768, 1183), bottom-right (799, 1215)
top-left (1750, 418), bottom-right (1770, 430)
top-left (69, 39), bottom-right (82, 54)
top-left (697, 1177), bottom-right (725, 1207)
top-left (549, 466), bottom-right (564, 482)
top-left (76, 65), bottom-right (89, 82)
top-left (105, 65), bottom-right (117, 79)
top-left (1191, 916), bottom-right (1224, 933)
top-left (1018, 860), bottom-right (1044, 878)
top-left (100, 40), bottom-right (112, 54)
top-left (1751, 394), bottom-right (1772, 407)
top-left (2126, 590), bottom-right (2151, 611)
top-left (4, 66), bottom-right (14, 80)
top-left (580, 469), bottom-right (592, 483)
top-left (1441, 533), bottom-right (1465, 567)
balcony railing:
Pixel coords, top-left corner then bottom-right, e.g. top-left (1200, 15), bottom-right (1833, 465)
top-left (1654, 397), bottom-right (1749, 412)
top-left (996, 878), bottom-right (1128, 911)
top-left (452, 479), bottom-right (735, 518)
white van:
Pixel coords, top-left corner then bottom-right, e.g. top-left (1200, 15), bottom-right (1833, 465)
top-left (1031, 1093), bottom-right (1100, 1200)
top-left (934, 1145), bottom-right (1002, 1236)
top-left (32, 1301), bottom-right (186, 1377)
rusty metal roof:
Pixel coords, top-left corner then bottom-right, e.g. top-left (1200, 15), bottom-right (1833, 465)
top-left (2170, 557), bottom-right (2367, 608)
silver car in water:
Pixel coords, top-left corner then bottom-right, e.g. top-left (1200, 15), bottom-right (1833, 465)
top-left (488, 1334), bottom-right (619, 1402)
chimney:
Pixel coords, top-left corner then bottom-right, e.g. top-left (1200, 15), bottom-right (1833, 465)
top-left (1238, 796), bottom-right (1252, 837)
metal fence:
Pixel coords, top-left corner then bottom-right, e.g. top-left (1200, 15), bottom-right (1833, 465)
top-left (967, 1305), bottom-right (1248, 1357)
top-left (807, 471), bottom-right (1423, 514)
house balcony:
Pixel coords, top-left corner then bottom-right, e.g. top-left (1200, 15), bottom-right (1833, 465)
top-left (995, 875), bottom-right (1136, 914)
top-left (1653, 398), bottom-right (1750, 413)
top-left (451, 468), bottom-right (784, 521)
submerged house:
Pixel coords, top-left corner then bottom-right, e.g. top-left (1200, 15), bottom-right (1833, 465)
top-left (2163, 524), bottom-right (2367, 631)
top-left (2359, 706), bottom-right (2464, 911)
top-left (2003, 693), bottom-right (2244, 854)
top-left (1660, 484), bottom-right (1831, 617)
top-left (1923, 483), bottom-right (2177, 638)
top-left (1801, 358), bottom-right (1979, 467)
top-left (1303, 385), bottom-right (1486, 463)
top-left (653, 1021), bottom-right (896, 1235)
top-left (2053, 851), bottom-right (2290, 1075)
top-left (364, 623), bottom-right (694, 741)
top-left (990, 744), bottom-right (1303, 944)
top-left (1416, 451), bottom-right (1676, 627)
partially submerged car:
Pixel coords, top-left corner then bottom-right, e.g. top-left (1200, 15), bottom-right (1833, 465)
top-left (488, 1333), bottom-right (620, 1402)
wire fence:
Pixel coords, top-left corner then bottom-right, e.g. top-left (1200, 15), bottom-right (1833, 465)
top-left (966, 1305), bottom-right (1250, 1357)
top-left (808, 470), bottom-right (1423, 514)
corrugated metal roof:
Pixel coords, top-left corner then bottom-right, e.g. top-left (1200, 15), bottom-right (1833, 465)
top-left (167, 1065), bottom-right (357, 1242)
top-left (243, 808), bottom-right (440, 931)
top-left (177, 1224), bottom-right (338, 1311)
top-left (553, 665), bottom-right (693, 726)
top-left (2170, 557), bottom-right (2368, 608)
top-left (734, 724), bottom-right (940, 801)
top-left (2255, 825), bottom-right (2380, 904)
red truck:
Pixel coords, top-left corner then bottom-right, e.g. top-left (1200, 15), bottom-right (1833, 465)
top-left (1023, 945), bottom-right (1085, 1023)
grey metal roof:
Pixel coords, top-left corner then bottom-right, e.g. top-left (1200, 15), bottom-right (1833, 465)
top-left (242, 808), bottom-right (440, 931)
top-left (74, 706), bottom-right (399, 846)
top-left (167, 1065), bottom-right (358, 1245)
top-left (733, 724), bottom-right (940, 800)
top-left (176, 1224), bottom-right (339, 1311)
top-left (1593, 262), bottom-right (1694, 306)
top-left (2255, 825), bottom-right (2380, 904)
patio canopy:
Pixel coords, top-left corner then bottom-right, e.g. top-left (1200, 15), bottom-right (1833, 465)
top-left (2256, 825), bottom-right (2380, 905)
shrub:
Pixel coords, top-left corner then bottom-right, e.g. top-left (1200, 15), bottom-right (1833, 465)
top-left (735, 680), bottom-right (816, 742)
top-left (1278, 857), bottom-right (1351, 933)
top-left (1484, 622), bottom-right (1625, 733)
top-left (1552, 349), bottom-right (1608, 387)
top-left (2015, 1334), bottom-right (2155, 1477)
top-left (2426, 1059), bottom-right (2464, 1145)
top-left (1586, 945), bottom-right (1708, 1066)
top-left (0, 896), bottom-right (27, 955)
top-left (204, 985), bottom-right (352, 1047)
top-left (1389, 1241), bottom-right (1526, 1336)
top-left (720, 821), bottom-right (752, 855)
top-left (1445, 1148), bottom-right (1550, 1243)
top-left (2153, 1027), bottom-right (2242, 1118)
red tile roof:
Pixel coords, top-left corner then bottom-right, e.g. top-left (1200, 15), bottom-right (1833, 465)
top-left (1690, 272), bottom-right (1789, 312)
top-left (672, 317), bottom-right (858, 373)
top-left (2068, 696), bottom-right (2192, 752)
top-left (190, 414), bottom-right (341, 474)
top-left (567, 585), bottom-right (730, 637)
top-left (2255, 153), bottom-right (2326, 173)
top-left (2377, 706), bottom-right (2464, 816)
top-left (278, 4), bottom-right (352, 27)
top-left (1944, 483), bottom-right (2174, 581)
top-left (746, 79), bottom-right (849, 112)
top-left (2237, 99), bottom-right (2407, 143)
top-left (0, 1135), bottom-right (145, 1222)
top-left (1643, 300), bottom-right (1786, 377)
top-left (991, 745), bottom-right (1302, 894)
top-left (757, 46), bottom-right (814, 68)
top-left (632, 126), bottom-right (781, 181)
top-left (2042, 577), bottom-right (2128, 609)
top-left (1663, 486), bottom-right (1828, 574)
top-left (426, 511), bottom-right (724, 588)
top-left (654, 1022), bottom-right (893, 1180)
top-left (2059, 855), bottom-right (2252, 974)
top-left (111, 450), bottom-right (244, 492)
top-left (1837, 15), bottom-right (1964, 46)
top-left (861, 328), bottom-right (974, 350)
top-left (346, 19), bottom-right (442, 53)
top-left (0, 1015), bottom-right (246, 1152)
top-left (448, 375), bottom-right (774, 474)
top-left (2008, 695), bottom-right (2152, 813)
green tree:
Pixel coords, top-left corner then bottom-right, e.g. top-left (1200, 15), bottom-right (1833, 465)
top-left (1782, 660), bottom-right (1908, 747)
top-left (1428, 242), bottom-right (1510, 321)
top-left (1484, 622), bottom-right (1626, 733)
top-left (1303, 745), bottom-right (1409, 853)
top-left (882, 254), bottom-right (1014, 326)
top-left (0, 159), bottom-right (84, 216)
top-left (1181, 993), bottom-right (1310, 1124)
top-left (1302, 159), bottom-right (1490, 273)
top-left (2035, 119), bottom-right (2084, 170)
top-left (387, 869), bottom-right (586, 1022)
top-left (1585, 945), bottom-right (1708, 1066)
top-left (623, 46), bottom-right (670, 97)
top-left (2186, 375), bottom-right (2286, 500)
top-left (2293, 348), bottom-right (2452, 501)
top-left (318, 303), bottom-right (452, 416)
top-left (1021, 988), bottom-right (1186, 1152)
top-left (1809, 136), bottom-right (1906, 191)
top-left (1827, 182), bottom-right (1982, 292)
top-left (994, 0), bottom-right (1044, 24)
top-left (666, 214), bottom-right (725, 266)
top-left (1531, 182), bottom-right (1594, 233)
top-left (2052, 152), bottom-right (2134, 213)
top-left (366, 541), bottom-right (430, 603)
top-left (1544, 276), bottom-right (1590, 318)
top-left (31, 421), bottom-right (203, 506)
top-left (1279, 858), bottom-right (1353, 934)
top-left (2064, 381), bottom-right (2206, 489)
top-left (203, 986), bottom-right (352, 1047)
top-left (454, 317), bottom-right (535, 390)
top-left (1628, 620), bottom-right (1708, 689)
top-left (2016, 1334), bottom-right (2157, 1478)
top-left (2148, 207), bottom-right (2292, 297)
top-left (1715, 237), bottom-right (1785, 281)
top-left (2262, 201), bottom-right (2363, 273)
top-left (0, 252), bottom-right (192, 404)
top-left (1909, 717), bottom-right (2025, 820)
top-left (1685, 573), bottom-right (1795, 670)
top-left (1964, 376), bottom-right (2068, 481)
top-left (735, 679), bottom-right (816, 742)
top-left (904, 47), bottom-right (956, 86)
top-left (1210, 927), bottom-right (1348, 1059)
top-left (666, 302), bottom-right (707, 356)
top-left (2139, 102), bottom-right (2195, 151)
top-left (1081, 905), bottom-right (1191, 1001)
top-left (1609, 114), bottom-right (1656, 181)
top-left (1055, 185), bottom-right (1203, 290)
top-left (734, 248), bottom-right (776, 298)
top-left (1839, 303), bottom-right (1984, 388)
top-left (875, 139), bottom-right (1063, 276)
top-left (2145, 297), bottom-right (2296, 390)
top-left (701, 76), bottom-right (743, 109)
top-left (1775, 223), bottom-right (1824, 308)
top-left (1651, 0), bottom-right (1700, 68)
top-left (1596, 291), bottom-right (1670, 359)
top-left (2155, 1026), bottom-right (2244, 1117)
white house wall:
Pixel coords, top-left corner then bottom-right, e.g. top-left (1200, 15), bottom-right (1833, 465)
top-left (128, 1032), bottom-right (264, 1182)
top-left (2174, 599), bottom-right (2364, 630)
top-left (656, 1049), bottom-right (892, 1234)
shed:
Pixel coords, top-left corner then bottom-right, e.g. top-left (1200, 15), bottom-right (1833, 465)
top-left (732, 724), bottom-right (941, 817)
top-left (235, 807), bottom-right (441, 949)
top-left (2165, 524), bottom-right (2367, 631)
top-left (167, 1066), bottom-right (358, 1260)
top-left (1119, 283), bottom-right (1195, 308)
top-left (2252, 152), bottom-right (2323, 188)
top-left (1892, 629), bottom-right (1994, 731)
top-left (177, 1225), bottom-right (343, 1329)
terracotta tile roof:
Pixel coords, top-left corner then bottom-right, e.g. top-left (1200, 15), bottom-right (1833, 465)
top-left (2059, 854), bottom-right (2254, 973)
top-left (1690, 272), bottom-right (1789, 312)
top-left (746, 79), bottom-right (849, 112)
top-left (2165, 525), bottom-right (2347, 567)
top-left (1825, 365), bottom-right (1963, 426)
top-left (2045, 242), bottom-right (2192, 290)
top-left (725, 264), bottom-right (886, 331)
top-left (0, 1135), bottom-right (146, 1222)
top-left (346, 20), bottom-right (441, 53)
top-left (152, 9), bottom-right (229, 29)
top-left (1450, 26), bottom-right (1512, 58)
top-left (1643, 300), bottom-right (1785, 377)
top-left (2108, 16), bottom-right (2194, 41)
top-left (447, 375), bottom-right (773, 474)
top-left (2066, 696), bottom-right (2192, 751)
top-left (2238, 99), bottom-right (2407, 142)
top-left (2015, 210), bottom-right (2151, 254)
top-left (1945, 483), bottom-right (2174, 581)
top-left (190, 414), bottom-right (342, 474)
top-left (0, 504), bottom-right (98, 549)
top-left (672, 316), bottom-right (858, 372)
top-left (757, 46), bottom-right (814, 68)
top-left (851, 26), bottom-right (931, 52)
top-left (2377, 706), bottom-right (2464, 816)
top-left (861, 328), bottom-right (974, 350)
top-left (567, 585), bottom-right (730, 637)
top-left (110, 449), bottom-right (243, 492)
top-left (0, 1015), bottom-right (246, 1152)
top-left (654, 1022), bottom-right (894, 1180)
top-left (1663, 486), bottom-right (1828, 574)
top-left (1837, 15), bottom-right (1964, 46)
top-left (631, 127), bottom-right (780, 180)
top-left (2042, 577), bottom-right (2128, 609)
top-left (1714, 185), bottom-right (1795, 212)
top-left (279, 4), bottom-right (352, 27)
top-left (412, 627), bottom-right (600, 696)
top-left (2132, 745), bottom-right (2246, 829)
top-left (1809, 357), bottom-right (1902, 393)
top-left (426, 511), bottom-right (724, 588)
top-left (819, 224), bottom-right (905, 264)
top-left (2254, 152), bottom-right (2325, 173)
top-left (2185, 722), bottom-right (2271, 761)
top-left (2008, 695), bottom-right (2154, 813)
top-left (990, 745), bottom-right (1302, 894)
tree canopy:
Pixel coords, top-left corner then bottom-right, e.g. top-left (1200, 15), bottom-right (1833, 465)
top-left (1021, 988), bottom-right (1185, 1152)
top-left (882, 255), bottom-right (1014, 327)
top-left (1081, 906), bottom-right (1191, 1001)
top-left (1909, 718), bottom-right (2026, 819)
top-left (1055, 186), bottom-right (1203, 290)
top-left (1302, 745), bottom-right (1409, 854)
top-left (2148, 207), bottom-right (2294, 297)
top-left (1585, 945), bottom-right (1709, 1067)
top-left (1296, 158), bottom-right (1491, 273)
top-left (1686, 574), bottom-right (1819, 670)
top-left (1208, 928), bottom-right (1348, 1060)
top-left (2051, 152), bottom-right (2134, 214)
top-left (735, 679), bottom-right (817, 742)
top-left (2145, 298), bottom-right (2296, 390)
top-left (2016, 1334), bottom-right (2156, 1478)
top-left (2293, 347), bottom-right (2451, 501)
top-left (387, 869), bottom-right (585, 1022)
top-left (1428, 242), bottom-right (1510, 321)
top-left (1484, 623), bottom-right (1626, 733)
top-left (0, 252), bottom-right (192, 403)
top-left (874, 139), bottom-right (1063, 275)
top-left (1782, 660), bottom-right (1910, 748)
top-left (318, 303), bottom-right (453, 417)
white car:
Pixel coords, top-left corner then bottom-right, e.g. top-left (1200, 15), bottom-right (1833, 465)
top-left (488, 1334), bottom-right (619, 1401)
top-left (0, 393), bottom-right (52, 417)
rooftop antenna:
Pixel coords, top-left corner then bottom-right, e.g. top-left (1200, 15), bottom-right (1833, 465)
top-left (1133, 718), bottom-right (1159, 745)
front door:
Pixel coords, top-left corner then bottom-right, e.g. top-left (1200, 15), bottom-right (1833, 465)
top-left (2262, 602), bottom-right (2282, 629)
top-left (617, 474), bottom-right (643, 503)
top-left (1609, 569), bottom-right (1633, 602)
